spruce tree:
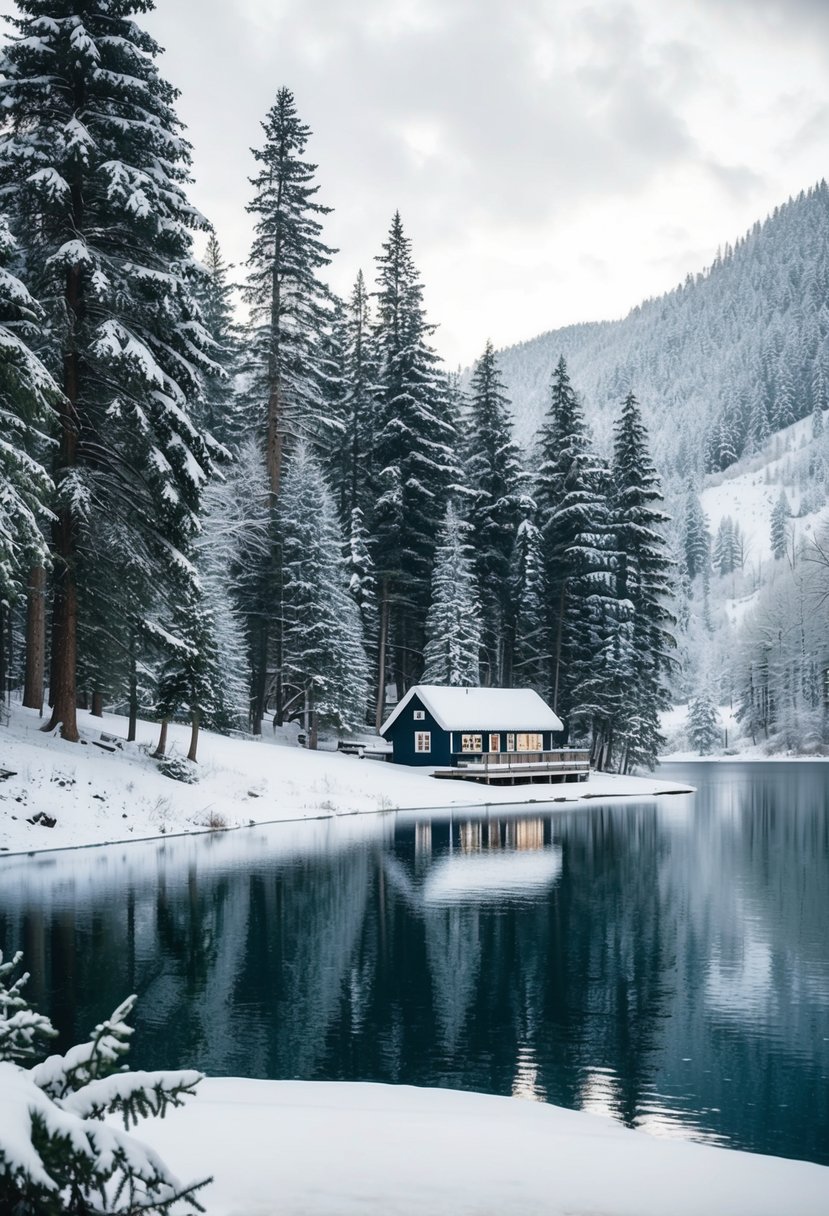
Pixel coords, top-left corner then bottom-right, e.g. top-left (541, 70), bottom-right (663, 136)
top-left (465, 340), bottom-right (524, 685)
top-left (242, 86), bottom-right (334, 492)
top-left (0, 0), bottom-right (216, 741)
top-left (422, 502), bottom-right (482, 687)
top-left (509, 515), bottom-right (548, 693)
top-left (535, 356), bottom-right (615, 728)
top-left (688, 691), bottom-right (722, 754)
top-left (612, 392), bottom-right (676, 771)
top-left (324, 272), bottom-right (378, 524)
top-left (194, 233), bottom-right (241, 448)
top-left (0, 949), bottom-right (209, 1215)
top-left (279, 444), bottom-right (369, 744)
top-left (682, 485), bottom-right (710, 582)
top-left (371, 212), bottom-right (459, 717)
top-left (770, 488), bottom-right (790, 559)
top-left (0, 219), bottom-right (56, 611)
top-left (240, 86), bottom-right (333, 731)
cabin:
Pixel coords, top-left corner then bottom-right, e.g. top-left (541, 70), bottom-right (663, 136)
top-left (379, 685), bottom-right (590, 784)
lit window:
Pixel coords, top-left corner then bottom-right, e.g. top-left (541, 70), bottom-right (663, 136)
top-left (516, 733), bottom-right (543, 752)
top-left (506, 733), bottom-right (515, 752)
top-left (413, 709), bottom-right (425, 720)
top-left (461, 734), bottom-right (482, 753)
top-left (415, 731), bottom-right (431, 753)
top-left (489, 734), bottom-right (500, 752)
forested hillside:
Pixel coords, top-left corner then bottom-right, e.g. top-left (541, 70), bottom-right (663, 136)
top-left (496, 184), bottom-right (829, 479)
top-left (1, 0), bottom-right (826, 770)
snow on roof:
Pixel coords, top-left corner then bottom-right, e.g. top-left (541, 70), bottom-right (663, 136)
top-left (379, 685), bottom-right (564, 735)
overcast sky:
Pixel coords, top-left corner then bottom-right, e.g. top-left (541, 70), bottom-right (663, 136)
top-left (6, 0), bottom-right (829, 366)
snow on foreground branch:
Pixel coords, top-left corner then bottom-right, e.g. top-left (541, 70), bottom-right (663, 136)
top-left (0, 950), bottom-right (209, 1215)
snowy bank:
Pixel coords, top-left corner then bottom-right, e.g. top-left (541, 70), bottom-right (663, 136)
top-left (0, 703), bottom-right (692, 856)
top-left (137, 1078), bottom-right (829, 1216)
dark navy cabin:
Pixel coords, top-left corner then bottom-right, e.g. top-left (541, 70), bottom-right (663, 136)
top-left (379, 685), bottom-right (564, 767)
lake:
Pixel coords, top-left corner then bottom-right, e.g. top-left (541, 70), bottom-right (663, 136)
top-left (1, 761), bottom-right (827, 1165)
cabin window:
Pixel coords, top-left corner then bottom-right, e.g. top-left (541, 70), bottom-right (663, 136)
top-left (489, 734), bottom-right (500, 752)
top-left (461, 733), bottom-right (483, 753)
top-left (415, 731), bottom-right (431, 753)
top-left (506, 733), bottom-right (515, 752)
top-left (516, 732), bottom-right (543, 752)
top-left (413, 710), bottom-right (425, 720)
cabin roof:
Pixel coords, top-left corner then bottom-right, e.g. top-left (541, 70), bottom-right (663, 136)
top-left (379, 685), bottom-right (564, 736)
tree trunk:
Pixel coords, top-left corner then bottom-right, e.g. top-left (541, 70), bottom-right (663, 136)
top-left (44, 257), bottom-right (83, 742)
top-left (375, 581), bottom-right (389, 732)
top-left (127, 639), bottom-right (137, 742)
top-left (187, 707), bottom-right (200, 763)
top-left (309, 708), bottom-right (318, 751)
top-left (552, 580), bottom-right (567, 716)
top-left (91, 690), bottom-right (103, 717)
top-left (23, 565), bottom-right (46, 711)
top-left (153, 717), bottom-right (169, 759)
top-left (0, 603), bottom-right (7, 712)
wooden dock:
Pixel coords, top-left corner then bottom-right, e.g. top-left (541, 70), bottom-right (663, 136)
top-left (432, 749), bottom-right (590, 785)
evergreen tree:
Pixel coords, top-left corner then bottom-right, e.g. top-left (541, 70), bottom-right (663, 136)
top-left (371, 212), bottom-right (459, 717)
top-left (509, 515), bottom-right (547, 693)
top-left (682, 485), bottom-right (710, 581)
top-left (535, 356), bottom-right (615, 729)
top-left (0, 0), bottom-right (216, 741)
top-left (612, 392), bottom-right (676, 771)
top-left (687, 690), bottom-right (722, 754)
top-left (0, 949), bottom-right (208, 1215)
top-left (279, 444), bottom-right (369, 743)
top-left (194, 233), bottom-right (241, 448)
top-left (465, 340), bottom-right (524, 685)
top-left (240, 86), bottom-right (334, 731)
top-left (242, 86), bottom-right (334, 492)
top-left (712, 515), bottom-right (742, 576)
top-left (325, 272), bottom-right (378, 524)
top-left (812, 405), bottom-right (825, 439)
top-left (0, 218), bottom-right (56, 609)
top-left (422, 502), bottom-right (482, 687)
top-left (770, 488), bottom-right (790, 559)
top-left (156, 570), bottom-right (220, 764)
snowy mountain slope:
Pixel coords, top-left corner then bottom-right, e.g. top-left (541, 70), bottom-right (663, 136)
top-left (699, 412), bottom-right (829, 564)
top-left (490, 183), bottom-right (829, 480)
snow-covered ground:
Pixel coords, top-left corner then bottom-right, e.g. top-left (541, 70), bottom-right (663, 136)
top-left (0, 703), bottom-right (692, 856)
top-left (700, 413), bottom-right (829, 565)
top-left (659, 702), bottom-right (829, 760)
top-left (137, 1078), bottom-right (829, 1216)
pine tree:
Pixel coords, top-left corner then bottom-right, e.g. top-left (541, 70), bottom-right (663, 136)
top-left (371, 212), bottom-right (459, 718)
top-left (770, 488), bottom-right (790, 559)
top-left (535, 356), bottom-right (615, 730)
top-left (0, 218), bottom-right (56, 610)
top-left (509, 515), bottom-right (547, 693)
top-left (612, 392), bottom-right (676, 771)
top-left (279, 444), bottom-right (369, 743)
top-left (812, 405), bottom-right (825, 439)
top-left (194, 233), bottom-right (241, 448)
top-left (240, 86), bottom-right (334, 731)
top-left (0, 949), bottom-right (208, 1215)
top-left (156, 570), bottom-right (220, 764)
top-left (0, 1), bottom-right (216, 741)
top-left (242, 86), bottom-right (334, 493)
top-left (325, 272), bottom-right (378, 524)
top-left (682, 485), bottom-right (710, 582)
top-left (687, 691), bottom-right (722, 754)
top-left (465, 340), bottom-right (524, 685)
top-left (422, 502), bottom-right (482, 687)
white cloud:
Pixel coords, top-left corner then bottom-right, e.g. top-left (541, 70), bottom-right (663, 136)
top-left (1, 0), bottom-right (828, 366)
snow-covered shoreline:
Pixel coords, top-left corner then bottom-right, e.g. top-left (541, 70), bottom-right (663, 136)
top-left (135, 1077), bottom-right (829, 1216)
top-left (0, 703), bottom-right (693, 857)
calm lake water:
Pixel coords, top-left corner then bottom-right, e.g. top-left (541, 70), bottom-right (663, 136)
top-left (1, 762), bottom-right (828, 1165)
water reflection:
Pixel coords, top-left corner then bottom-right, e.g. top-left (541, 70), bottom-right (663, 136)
top-left (0, 762), bottom-right (827, 1166)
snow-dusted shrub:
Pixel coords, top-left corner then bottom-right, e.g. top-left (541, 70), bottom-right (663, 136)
top-left (0, 950), bottom-right (208, 1214)
top-left (157, 755), bottom-right (199, 785)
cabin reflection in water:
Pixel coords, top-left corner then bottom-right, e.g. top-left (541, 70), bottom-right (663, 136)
top-left (410, 816), bottom-right (550, 859)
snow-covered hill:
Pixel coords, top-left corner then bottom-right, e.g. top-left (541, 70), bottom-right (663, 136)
top-left (489, 183), bottom-right (829, 486)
